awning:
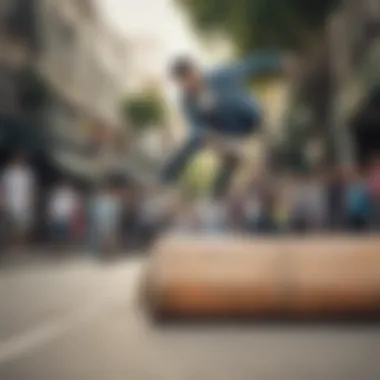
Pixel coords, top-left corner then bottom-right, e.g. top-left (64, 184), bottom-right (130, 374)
top-left (0, 114), bottom-right (103, 183)
top-left (0, 114), bottom-right (46, 155)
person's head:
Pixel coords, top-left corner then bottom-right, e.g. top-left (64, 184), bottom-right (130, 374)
top-left (11, 153), bottom-right (27, 167)
top-left (170, 56), bottom-right (204, 93)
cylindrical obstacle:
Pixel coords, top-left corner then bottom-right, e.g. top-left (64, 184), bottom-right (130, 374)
top-left (143, 235), bottom-right (380, 319)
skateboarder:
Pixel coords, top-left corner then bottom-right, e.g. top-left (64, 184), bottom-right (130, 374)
top-left (161, 51), bottom-right (297, 199)
top-left (133, 52), bottom-right (298, 246)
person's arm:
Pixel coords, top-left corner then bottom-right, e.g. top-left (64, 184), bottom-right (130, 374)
top-left (183, 98), bottom-right (206, 138)
top-left (211, 51), bottom-right (284, 84)
top-left (183, 99), bottom-right (220, 146)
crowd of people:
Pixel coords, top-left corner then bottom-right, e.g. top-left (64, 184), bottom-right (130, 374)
top-left (0, 154), bottom-right (379, 258)
top-left (173, 158), bottom-right (380, 236)
top-left (0, 155), bottom-right (148, 256)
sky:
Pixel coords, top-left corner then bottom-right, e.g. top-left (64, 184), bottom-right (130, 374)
top-left (100, 0), bottom-right (207, 70)
top-left (96, 0), bottom-right (287, 143)
top-left (97, 0), bottom-right (233, 137)
top-left (97, 0), bottom-right (219, 117)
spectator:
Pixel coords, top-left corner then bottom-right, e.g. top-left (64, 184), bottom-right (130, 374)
top-left (368, 155), bottom-right (380, 231)
top-left (172, 198), bottom-right (198, 233)
top-left (1, 154), bottom-right (36, 248)
top-left (288, 175), bottom-right (309, 233)
top-left (226, 192), bottom-right (245, 231)
top-left (71, 193), bottom-right (86, 245)
top-left (289, 173), bottom-right (326, 233)
top-left (274, 178), bottom-right (292, 233)
top-left (305, 172), bottom-right (328, 231)
top-left (242, 188), bottom-right (263, 234)
top-left (120, 183), bottom-right (146, 250)
top-left (90, 178), bottom-right (122, 256)
top-left (47, 182), bottom-right (78, 248)
top-left (344, 167), bottom-right (370, 232)
top-left (138, 187), bottom-right (173, 245)
top-left (326, 167), bottom-right (346, 231)
top-left (0, 189), bottom-right (10, 256)
top-left (257, 178), bottom-right (278, 234)
top-left (195, 198), bottom-right (228, 234)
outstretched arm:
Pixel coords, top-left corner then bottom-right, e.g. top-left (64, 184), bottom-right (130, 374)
top-left (211, 51), bottom-right (284, 83)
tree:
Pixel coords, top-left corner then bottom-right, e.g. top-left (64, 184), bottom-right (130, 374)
top-left (177, 0), bottom-right (338, 54)
top-left (122, 92), bottom-right (166, 133)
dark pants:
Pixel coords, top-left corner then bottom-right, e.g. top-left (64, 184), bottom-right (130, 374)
top-left (246, 214), bottom-right (277, 235)
top-left (346, 213), bottom-right (368, 232)
top-left (161, 136), bottom-right (240, 199)
top-left (50, 220), bottom-right (70, 246)
top-left (370, 199), bottom-right (380, 231)
top-left (0, 210), bottom-right (10, 256)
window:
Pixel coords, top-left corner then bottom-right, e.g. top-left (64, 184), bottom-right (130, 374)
top-left (368, 0), bottom-right (380, 15)
top-left (51, 100), bottom-right (77, 136)
top-left (0, 0), bottom-right (15, 22)
top-left (76, 0), bottom-right (95, 20)
top-left (56, 20), bottom-right (77, 81)
top-left (59, 21), bottom-right (75, 47)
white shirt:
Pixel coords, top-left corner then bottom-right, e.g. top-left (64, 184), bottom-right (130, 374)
top-left (93, 193), bottom-right (121, 231)
top-left (49, 187), bottom-right (77, 222)
top-left (1, 165), bottom-right (35, 215)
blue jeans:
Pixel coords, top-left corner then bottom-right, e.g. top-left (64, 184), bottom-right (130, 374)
top-left (161, 135), bottom-right (240, 199)
top-left (50, 220), bottom-right (70, 244)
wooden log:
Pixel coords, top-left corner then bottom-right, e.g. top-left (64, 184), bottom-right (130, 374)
top-left (288, 238), bottom-right (380, 316)
top-left (143, 235), bottom-right (380, 319)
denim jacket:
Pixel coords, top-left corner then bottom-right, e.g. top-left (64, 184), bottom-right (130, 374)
top-left (182, 51), bottom-right (283, 138)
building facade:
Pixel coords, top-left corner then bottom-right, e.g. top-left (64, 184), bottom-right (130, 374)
top-left (0, 0), bottom-right (129, 180)
top-left (35, 0), bottom-right (129, 178)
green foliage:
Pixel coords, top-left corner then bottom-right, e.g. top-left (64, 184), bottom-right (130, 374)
top-left (179, 152), bottom-right (218, 196)
top-left (177, 0), bottom-right (338, 54)
top-left (122, 93), bottom-right (166, 132)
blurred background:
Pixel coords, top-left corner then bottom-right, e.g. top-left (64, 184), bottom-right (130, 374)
top-left (0, 0), bottom-right (379, 258)
top-left (0, 0), bottom-right (380, 378)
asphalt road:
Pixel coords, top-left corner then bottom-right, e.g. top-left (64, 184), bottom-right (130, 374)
top-left (1, 254), bottom-right (380, 380)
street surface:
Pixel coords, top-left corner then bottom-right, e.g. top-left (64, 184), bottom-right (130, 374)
top-left (1, 254), bottom-right (380, 380)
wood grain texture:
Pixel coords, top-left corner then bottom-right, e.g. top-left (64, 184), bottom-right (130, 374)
top-left (144, 235), bottom-right (380, 318)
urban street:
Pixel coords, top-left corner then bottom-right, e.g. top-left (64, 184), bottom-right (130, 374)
top-left (0, 254), bottom-right (380, 380)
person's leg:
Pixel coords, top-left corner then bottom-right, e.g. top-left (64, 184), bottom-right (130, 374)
top-left (90, 221), bottom-right (102, 258)
top-left (0, 210), bottom-right (9, 258)
top-left (49, 221), bottom-right (57, 246)
top-left (161, 136), bottom-right (203, 184)
top-left (370, 200), bottom-right (380, 232)
top-left (12, 213), bottom-right (27, 249)
top-left (61, 220), bottom-right (71, 249)
top-left (212, 154), bottom-right (240, 200)
top-left (346, 213), bottom-right (358, 232)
